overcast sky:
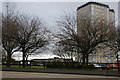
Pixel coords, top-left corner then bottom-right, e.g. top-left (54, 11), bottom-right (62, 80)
top-left (2, 1), bottom-right (119, 60)
top-left (15, 2), bottom-right (118, 31)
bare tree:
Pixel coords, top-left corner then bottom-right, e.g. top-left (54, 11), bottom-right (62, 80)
top-left (54, 14), bottom-right (78, 60)
top-left (55, 13), bottom-right (116, 66)
top-left (117, 24), bottom-right (120, 72)
top-left (14, 15), bottom-right (49, 68)
top-left (117, 26), bottom-right (120, 51)
top-left (2, 3), bottom-right (19, 67)
top-left (2, 2), bottom-right (50, 68)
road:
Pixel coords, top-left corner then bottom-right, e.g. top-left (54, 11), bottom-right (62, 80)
top-left (1, 71), bottom-right (120, 80)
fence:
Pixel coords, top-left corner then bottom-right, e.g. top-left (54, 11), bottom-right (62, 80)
top-left (2, 61), bottom-right (120, 71)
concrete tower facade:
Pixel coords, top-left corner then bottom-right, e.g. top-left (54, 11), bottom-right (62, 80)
top-left (77, 2), bottom-right (116, 63)
top-left (77, 2), bottom-right (115, 23)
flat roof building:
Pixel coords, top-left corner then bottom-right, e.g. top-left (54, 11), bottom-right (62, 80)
top-left (77, 2), bottom-right (115, 21)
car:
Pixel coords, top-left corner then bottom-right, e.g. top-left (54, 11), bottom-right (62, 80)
top-left (93, 64), bottom-right (102, 69)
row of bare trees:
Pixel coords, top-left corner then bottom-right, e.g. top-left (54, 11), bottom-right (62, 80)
top-left (117, 26), bottom-right (120, 71)
top-left (117, 26), bottom-right (120, 55)
top-left (2, 3), bottom-right (49, 67)
top-left (2, 3), bottom-right (120, 68)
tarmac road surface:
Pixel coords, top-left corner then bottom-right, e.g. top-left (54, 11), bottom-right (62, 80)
top-left (1, 71), bottom-right (120, 80)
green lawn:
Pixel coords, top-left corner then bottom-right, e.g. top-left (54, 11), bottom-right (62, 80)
top-left (30, 66), bottom-right (45, 69)
top-left (1, 65), bottom-right (118, 72)
top-left (2, 65), bottom-right (45, 69)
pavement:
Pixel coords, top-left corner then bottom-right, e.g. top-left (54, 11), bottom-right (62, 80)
top-left (2, 68), bottom-right (120, 77)
top-left (1, 71), bottom-right (120, 80)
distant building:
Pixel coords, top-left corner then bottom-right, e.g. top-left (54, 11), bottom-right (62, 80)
top-left (77, 2), bottom-right (116, 63)
top-left (31, 57), bottom-right (73, 64)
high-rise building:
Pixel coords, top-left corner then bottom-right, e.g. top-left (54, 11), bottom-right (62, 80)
top-left (118, 1), bottom-right (120, 62)
top-left (77, 2), bottom-right (115, 23)
top-left (118, 1), bottom-right (120, 32)
top-left (77, 2), bottom-right (116, 63)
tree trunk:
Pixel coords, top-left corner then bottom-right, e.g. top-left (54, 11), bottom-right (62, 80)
top-left (22, 51), bottom-right (26, 68)
top-left (86, 54), bottom-right (89, 67)
top-left (6, 54), bottom-right (11, 67)
top-left (25, 56), bottom-right (29, 68)
top-left (82, 55), bottom-right (86, 67)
